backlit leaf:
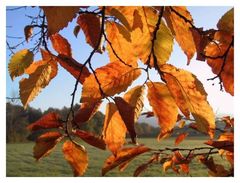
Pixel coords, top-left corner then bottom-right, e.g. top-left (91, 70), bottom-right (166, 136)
top-left (147, 82), bottom-right (178, 140)
top-left (50, 33), bottom-right (72, 57)
top-left (27, 112), bottom-right (62, 131)
top-left (34, 131), bottom-right (63, 161)
top-left (56, 54), bottom-right (91, 84)
top-left (102, 103), bottom-right (126, 155)
top-left (163, 160), bottom-right (172, 172)
top-left (19, 63), bottom-right (53, 108)
top-left (42, 6), bottom-right (80, 36)
top-left (164, 6), bottom-right (196, 64)
top-left (80, 61), bottom-right (141, 103)
top-left (102, 145), bottom-right (150, 176)
top-left (73, 101), bottom-right (102, 124)
top-left (74, 130), bottom-right (106, 150)
top-left (77, 13), bottom-right (101, 50)
top-left (175, 132), bottom-right (188, 146)
top-left (160, 64), bottom-right (215, 138)
top-left (24, 25), bottom-right (33, 42)
top-left (62, 140), bottom-right (88, 176)
top-left (217, 8), bottom-right (234, 35)
top-left (8, 49), bottom-right (34, 80)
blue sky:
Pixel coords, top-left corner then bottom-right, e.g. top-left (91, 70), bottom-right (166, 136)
top-left (6, 6), bottom-right (233, 115)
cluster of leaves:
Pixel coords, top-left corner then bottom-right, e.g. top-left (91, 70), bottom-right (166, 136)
top-left (7, 6), bottom-right (234, 176)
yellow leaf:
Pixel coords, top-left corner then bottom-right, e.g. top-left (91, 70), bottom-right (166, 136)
top-left (106, 21), bottom-right (138, 66)
top-left (164, 6), bottom-right (196, 64)
top-left (77, 13), bottom-right (101, 50)
top-left (34, 131), bottom-right (63, 161)
top-left (62, 140), bottom-right (88, 176)
top-left (163, 160), bottom-right (173, 172)
top-left (217, 8), bottom-right (234, 35)
top-left (80, 61), bottom-right (141, 103)
top-left (102, 145), bottom-right (150, 176)
top-left (24, 25), bottom-right (33, 42)
top-left (161, 64), bottom-right (215, 138)
top-left (123, 85), bottom-right (145, 122)
top-left (19, 63), bottom-right (53, 108)
top-left (102, 103), bottom-right (126, 155)
top-left (42, 6), bottom-right (80, 36)
top-left (147, 82), bottom-right (178, 140)
top-left (8, 49), bottom-right (34, 80)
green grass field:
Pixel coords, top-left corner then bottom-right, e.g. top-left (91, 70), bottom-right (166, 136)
top-left (6, 137), bottom-right (230, 177)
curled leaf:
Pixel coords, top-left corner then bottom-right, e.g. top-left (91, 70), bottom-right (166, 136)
top-left (24, 25), bottom-right (33, 42)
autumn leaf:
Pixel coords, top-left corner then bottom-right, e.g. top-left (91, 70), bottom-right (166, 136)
top-left (106, 21), bottom-right (138, 66)
top-left (41, 6), bottom-right (80, 36)
top-left (56, 54), bottom-right (91, 84)
top-left (164, 6), bottom-right (196, 64)
top-left (114, 97), bottom-right (136, 143)
top-left (205, 31), bottom-right (233, 96)
top-left (74, 130), bottom-right (106, 150)
top-left (27, 112), bottom-right (62, 131)
top-left (177, 120), bottom-right (186, 128)
top-left (77, 13), bottom-right (101, 50)
top-left (73, 25), bottom-right (81, 38)
top-left (217, 8), bottom-right (234, 35)
top-left (50, 33), bottom-right (72, 57)
top-left (175, 132), bottom-right (188, 146)
top-left (62, 140), bottom-right (88, 176)
top-left (102, 145), bottom-right (150, 176)
top-left (34, 131), bottom-right (63, 161)
top-left (80, 61), bottom-right (141, 103)
top-left (102, 103), bottom-right (126, 155)
top-left (163, 160), bottom-right (172, 172)
top-left (73, 101), bottom-right (102, 124)
top-left (19, 63), bottom-right (54, 108)
top-left (147, 82), bottom-right (178, 140)
top-left (8, 49), bottom-right (34, 80)
top-left (160, 64), bottom-right (215, 138)
top-left (24, 25), bottom-right (33, 42)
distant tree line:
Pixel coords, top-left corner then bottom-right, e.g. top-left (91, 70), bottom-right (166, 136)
top-left (6, 102), bottom-right (160, 143)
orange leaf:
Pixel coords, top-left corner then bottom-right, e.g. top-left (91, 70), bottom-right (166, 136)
top-left (164, 6), bottom-right (196, 64)
top-left (27, 112), bottom-right (62, 131)
top-left (62, 140), bottom-right (88, 176)
top-left (50, 33), bottom-right (72, 57)
top-left (102, 145), bottom-right (150, 176)
top-left (163, 160), bottom-right (172, 172)
top-left (33, 131), bottom-right (63, 161)
top-left (80, 61), bottom-right (141, 103)
top-left (161, 64), bottom-right (215, 138)
top-left (73, 130), bottom-right (106, 150)
top-left (102, 103), bottom-right (126, 155)
top-left (41, 6), bottom-right (80, 36)
top-left (147, 82), bottom-right (178, 140)
top-left (175, 132), bottom-right (188, 146)
top-left (56, 54), bottom-right (91, 84)
top-left (77, 13), bottom-right (101, 50)
top-left (73, 101), bottom-right (102, 124)
top-left (114, 97), bottom-right (136, 143)
top-left (24, 25), bottom-right (33, 42)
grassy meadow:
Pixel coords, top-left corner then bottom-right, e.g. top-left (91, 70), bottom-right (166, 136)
top-left (6, 137), bottom-right (231, 177)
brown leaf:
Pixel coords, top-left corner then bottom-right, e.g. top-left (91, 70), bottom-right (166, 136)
top-left (62, 140), bottom-right (88, 176)
top-left (147, 82), bottom-right (178, 140)
top-left (24, 25), bottom-right (33, 42)
top-left (73, 101), bottom-right (102, 124)
top-left (114, 97), bottom-right (136, 143)
top-left (217, 8), bottom-right (233, 35)
top-left (77, 13), bottom-right (101, 50)
top-left (175, 132), bottom-right (188, 146)
top-left (164, 6), bottom-right (196, 64)
top-left (41, 6), bottom-right (80, 36)
top-left (56, 54), bottom-right (91, 84)
top-left (102, 145), bottom-right (150, 176)
top-left (141, 111), bottom-right (154, 118)
top-left (102, 103), bottom-right (127, 155)
top-left (50, 33), bottom-right (72, 57)
top-left (80, 61), bottom-right (141, 103)
top-left (73, 25), bottom-right (81, 38)
top-left (73, 130), bottom-right (106, 150)
top-left (27, 112), bottom-right (62, 131)
top-left (161, 64), bottom-right (215, 138)
top-left (34, 131), bottom-right (63, 161)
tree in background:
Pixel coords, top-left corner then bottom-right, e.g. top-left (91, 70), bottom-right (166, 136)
top-left (7, 6), bottom-right (233, 176)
